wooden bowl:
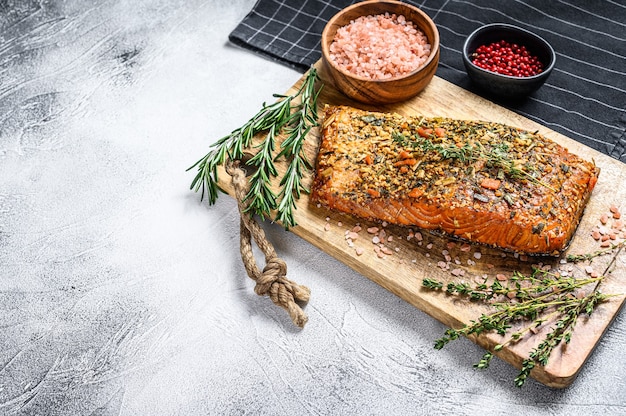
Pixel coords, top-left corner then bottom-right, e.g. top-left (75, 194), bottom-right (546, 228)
top-left (321, 0), bottom-right (440, 105)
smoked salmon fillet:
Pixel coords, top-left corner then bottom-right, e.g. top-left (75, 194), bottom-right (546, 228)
top-left (310, 105), bottom-right (600, 255)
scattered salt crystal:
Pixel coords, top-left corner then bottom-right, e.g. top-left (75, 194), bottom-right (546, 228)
top-left (381, 246), bottom-right (393, 255)
top-left (473, 252), bottom-right (482, 260)
top-left (324, 223), bottom-right (331, 231)
top-left (372, 236), bottom-right (381, 244)
top-left (356, 247), bottom-right (365, 256)
top-left (367, 227), bottom-right (379, 234)
top-left (451, 268), bottom-right (465, 277)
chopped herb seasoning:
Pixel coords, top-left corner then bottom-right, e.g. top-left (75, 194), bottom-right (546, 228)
top-left (311, 106), bottom-right (600, 255)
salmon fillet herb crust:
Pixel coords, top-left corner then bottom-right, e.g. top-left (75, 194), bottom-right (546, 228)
top-left (310, 105), bottom-right (600, 255)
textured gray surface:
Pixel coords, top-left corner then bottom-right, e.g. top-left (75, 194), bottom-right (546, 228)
top-left (1, 1), bottom-right (625, 415)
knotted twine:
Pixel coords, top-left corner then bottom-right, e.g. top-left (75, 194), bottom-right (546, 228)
top-left (225, 159), bottom-right (310, 328)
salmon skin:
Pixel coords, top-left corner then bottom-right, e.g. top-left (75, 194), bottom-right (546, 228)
top-left (310, 105), bottom-right (600, 255)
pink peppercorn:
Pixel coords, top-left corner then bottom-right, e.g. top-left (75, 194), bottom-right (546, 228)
top-left (471, 40), bottom-right (544, 77)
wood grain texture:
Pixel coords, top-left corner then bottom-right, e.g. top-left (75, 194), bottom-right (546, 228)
top-left (217, 60), bottom-right (626, 388)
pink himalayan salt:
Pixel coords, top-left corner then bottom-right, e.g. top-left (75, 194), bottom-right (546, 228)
top-left (329, 13), bottom-right (431, 80)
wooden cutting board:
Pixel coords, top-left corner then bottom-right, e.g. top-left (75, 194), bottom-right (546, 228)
top-left (217, 61), bottom-right (626, 388)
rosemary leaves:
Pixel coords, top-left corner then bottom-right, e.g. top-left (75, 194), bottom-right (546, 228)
top-left (187, 68), bottom-right (322, 228)
top-left (423, 267), bottom-right (615, 387)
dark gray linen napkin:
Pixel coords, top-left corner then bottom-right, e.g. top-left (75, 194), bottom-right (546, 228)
top-left (229, 0), bottom-right (626, 161)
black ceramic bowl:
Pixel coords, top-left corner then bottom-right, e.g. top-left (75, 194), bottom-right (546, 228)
top-left (462, 23), bottom-right (555, 98)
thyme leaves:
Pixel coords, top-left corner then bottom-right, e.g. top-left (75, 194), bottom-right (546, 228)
top-left (566, 239), bottom-right (626, 263)
top-left (392, 130), bottom-right (556, 191)
top-left (423, 268), bottom-right (616, 387)
top-left (187, 68), bottom-right (322, 228)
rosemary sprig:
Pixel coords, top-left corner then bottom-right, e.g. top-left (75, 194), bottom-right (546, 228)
top-left (188, 97), bottom-right (289, 204)
top-left (244, 123), bottom-right (282, 219)
top-left (187, 68), bottom-right (322, 228)
top-left (424, 268), bottom-right (616, 387)
top-left (274, 69), bottom-right (322, 228)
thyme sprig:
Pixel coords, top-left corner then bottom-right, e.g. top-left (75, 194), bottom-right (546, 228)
top-left (423, 267), bottom-right (616, 387)
top-left (392, 132), bottom-right (556, 191)
top-left (187, 68), bottom-right (322, 228)
top-left (566, 239), bottom-right (626, 263)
